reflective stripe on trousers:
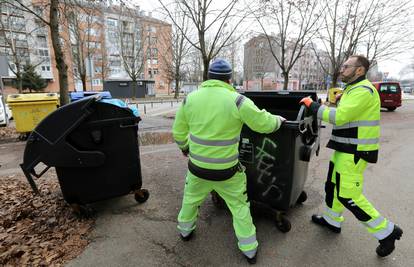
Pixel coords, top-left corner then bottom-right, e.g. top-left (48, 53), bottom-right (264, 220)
top-left (177, 170), bottom-right (258, 254)
top-left (178, 221), bottom-right (196, 237)
top-left (322, 206), bottom-right (342, 228)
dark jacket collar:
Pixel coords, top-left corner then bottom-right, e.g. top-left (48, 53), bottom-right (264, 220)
top-left (346, 75), bottom-right (366, 86)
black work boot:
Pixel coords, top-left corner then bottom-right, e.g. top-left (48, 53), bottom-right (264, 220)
top-left (311, 214), bottom-right (341, 233)
top-left (376, 225), bottom-right (403, 257)
top-left (244, 250), bottom-right (257, 265)
top-left (180, 231), bottom-right (194, 241)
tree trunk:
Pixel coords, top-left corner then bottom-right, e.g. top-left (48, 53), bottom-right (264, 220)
top-left (332, 71), bottom-right (340, 87)
top-left (174, 79), bottom-right (179, 99)
top-left (283, 72), bottom-right (289, 90)
top-left (131, 80), bottom-right (137, 99)
top-left (50, 0), bottom-right (69, 106)
top-left (16, 72), bottom-right (22, 94)
top-left (202, 58), bottom-right (209, 81)
top-left (81, 73), bottom-right (87, 91)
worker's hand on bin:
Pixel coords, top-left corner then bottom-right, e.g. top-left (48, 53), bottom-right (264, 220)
top-left (335, 93), bottom-right (342, 104)
top-left (279, 116), bottom-right (287, 124)
top-left (182, 148), bottom-right (189, 157)
top-left (299, 97), bottom-right (313, 108)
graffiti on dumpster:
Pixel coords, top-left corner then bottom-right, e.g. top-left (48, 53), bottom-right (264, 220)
top-left (255, 137), bottom-right (283, 202)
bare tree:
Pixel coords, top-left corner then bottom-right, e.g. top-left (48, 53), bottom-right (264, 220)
top-left (217, 35), bottom-right (242, 85)
top-left (315, 0), bottom-right (412, 87)
top-left (10, 0), bottom-right (70, 105)
top-left (254, 0), bottom-right (322, 90)
top-left (117, 5), bottom-right (146, 99)
top-left (158, 8), bottom-right (191, 98)
top-left (158, 0), bottom-right (249, 81)
top-left (64, 0), bottom-right (103, 91)
top-left (0, 2), bottom-right (29, 93)
top-left (98, 43), bottom-right (110, 84)
top-left (0, 2), bottom-right (49, 93)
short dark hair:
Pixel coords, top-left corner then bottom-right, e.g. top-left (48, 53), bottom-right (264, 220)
top-left (350, 55), bottom-right (370, 73)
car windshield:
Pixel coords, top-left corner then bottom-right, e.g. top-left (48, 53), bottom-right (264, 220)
top-left (379, 84), bottom-right (400, 94)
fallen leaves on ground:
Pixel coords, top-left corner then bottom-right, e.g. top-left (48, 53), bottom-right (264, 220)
top-left (0, 175), bottom-right (94, 266)
top-left (0, 126), bottom-right (19, 141)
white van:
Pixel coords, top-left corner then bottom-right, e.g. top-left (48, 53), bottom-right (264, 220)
top-left (0, 95), bottom-right (9, 127)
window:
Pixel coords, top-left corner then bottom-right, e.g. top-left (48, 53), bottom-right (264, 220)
top-left (41, 65), bottom-right (50, 71)
top-left (151, 48), bottom-right (158, 58)
top-left (38, 49), bottom-right (49, 57)
top-left (150, 36), bottom-right (157, 45)
top-left (380, 84), bottom-right (400, 94)
top-left (106, 18), bottom-right (117, 27)
top-left (89, 28), bottom-right (100, 37)
top-left (147, 25), bottom-right (157, 33)
top-left (37, 35), bottom-right (48, 47)
top-left (92, 79), bottom-right (101, 86)
top-left (87, 41), bottom-right (101, 49)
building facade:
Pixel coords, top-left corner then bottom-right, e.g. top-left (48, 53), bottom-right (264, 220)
top-left (0, 0), bottom-right (172, 96)
top-left (243, 34), bottom-right (330, 90)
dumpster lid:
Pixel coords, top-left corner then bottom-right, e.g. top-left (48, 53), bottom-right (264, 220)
top-left (70, 91), bottom-right (112, 101)
top-left (7, 93), bottom-right (59, 103)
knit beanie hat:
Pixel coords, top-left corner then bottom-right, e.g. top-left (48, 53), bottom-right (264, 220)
top-left (208, 58), bottom-right (232, 81)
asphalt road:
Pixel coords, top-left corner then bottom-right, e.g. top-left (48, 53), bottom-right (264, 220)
top-left (1, 101), bottom-right (413, 266)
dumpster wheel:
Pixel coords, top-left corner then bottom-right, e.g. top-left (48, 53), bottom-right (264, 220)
top-left (134, 189), bottom-right (150, 203)
top-left (70, 204), bottom-right (94, 218)
top-left (296, 191), bottom-right (307, 205)
top-left (275, 212), bottom-right (291, 233)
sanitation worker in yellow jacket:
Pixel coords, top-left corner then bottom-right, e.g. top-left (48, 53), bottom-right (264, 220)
top-left (172, 58), bottom-right (285, 264)
top-left (300, 55), bottom-right (403, 257)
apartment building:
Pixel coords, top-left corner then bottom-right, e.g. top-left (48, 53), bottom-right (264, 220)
top-left (243, 34), bottom-right (330, 90)
top-left (0, 1), bottom-right (57, 94)
top-left (0, 1), bottom-right (172, 95)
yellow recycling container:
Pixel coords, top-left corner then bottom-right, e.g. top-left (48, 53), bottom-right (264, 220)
top-left (328, 87), bottom-right (343, 105)
top-left (7, 93), bottom-right (59, 133)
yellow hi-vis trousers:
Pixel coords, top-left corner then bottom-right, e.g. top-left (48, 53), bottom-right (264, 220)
top-left (323, 151), bottom-right (394, 240)
top-left (177, 170), bottom-right (258, 258)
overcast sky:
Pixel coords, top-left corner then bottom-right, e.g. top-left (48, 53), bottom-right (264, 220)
top-left (134, 0), bottom-right (413, 78)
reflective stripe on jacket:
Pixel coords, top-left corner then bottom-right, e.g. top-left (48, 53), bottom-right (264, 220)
top-left (316, 79), bottom-right (380, 163)
top-left (173, 79), bottom-right (282, 170)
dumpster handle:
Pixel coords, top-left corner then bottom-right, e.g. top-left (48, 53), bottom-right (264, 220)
top-left (120, 122), bottom-right (139, 128)
top-left (20, 164), bottom-right (40, 194)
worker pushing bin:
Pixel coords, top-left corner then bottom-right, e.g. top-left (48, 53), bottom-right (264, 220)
top-left (20, 94), bottom-right (149, 214)
top-left (212, 91), bottom-right (321, 232)
top-left (7, 93), bottom-right (59, 140)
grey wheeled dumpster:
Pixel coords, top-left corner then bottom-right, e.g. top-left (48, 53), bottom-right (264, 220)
top-left (20, 95), bottom-right (149, 214)
top-left (212, 91), bottom-right (321, 232)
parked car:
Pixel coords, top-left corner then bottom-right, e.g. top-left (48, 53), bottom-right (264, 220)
top-left (0, 95), bottom-right (9, 126)
top-left (5, 103), bottom-right (12, 120)
top-left (402, 86), bottom-right (412, 94)
top-left (372, 81), bottom-right (402, 111)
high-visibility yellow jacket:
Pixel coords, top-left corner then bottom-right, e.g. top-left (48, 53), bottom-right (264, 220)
top-left (173, 79), bottom-right (283, 171)
top-left (316, 78), bottom-right (380, 163)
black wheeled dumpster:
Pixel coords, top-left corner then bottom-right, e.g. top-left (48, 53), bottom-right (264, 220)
top-left (20, 95), bottom-right (149, 213)
top-left (212, 91), bottom-right (321, 232)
